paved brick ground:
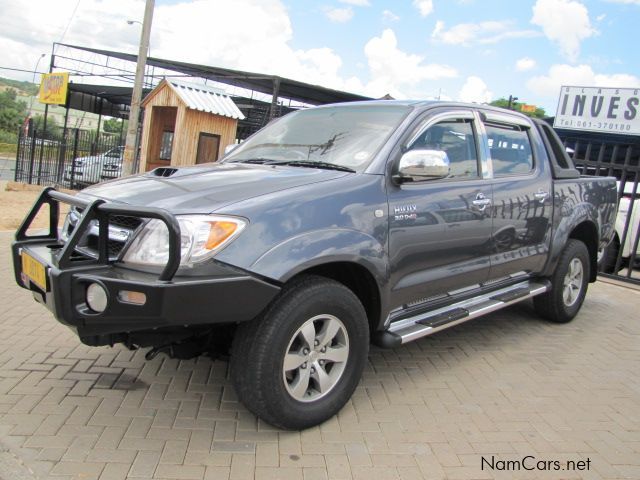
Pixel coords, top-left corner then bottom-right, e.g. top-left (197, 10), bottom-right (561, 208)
top-left (0, 231), bottom-right (639, 480)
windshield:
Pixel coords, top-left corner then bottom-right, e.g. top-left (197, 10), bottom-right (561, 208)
top-left (224, 104), bottom-right (411, 172)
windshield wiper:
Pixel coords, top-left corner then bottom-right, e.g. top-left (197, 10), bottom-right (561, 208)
top-left (228, 158), bottom-right (355, 172)
top-left (269, 160), bottom-right (355, 173)
top-left (228, 158), bottom-right (279, 164)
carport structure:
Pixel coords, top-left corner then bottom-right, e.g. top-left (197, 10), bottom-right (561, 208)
top-left (15, 42), bottom-right (371, 187)
top-left (48, 43), bottom-right (370, 140)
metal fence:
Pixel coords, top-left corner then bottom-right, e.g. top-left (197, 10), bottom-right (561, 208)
top-left (557, 131), bottom-right (640, 284)
top-left (14, 126), bottom-right (124, 190)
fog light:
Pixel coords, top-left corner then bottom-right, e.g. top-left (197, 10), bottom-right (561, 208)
top-left (86, 283), bottom-right (108, 313)
top-left (118, 290), bottom-right (147, 306)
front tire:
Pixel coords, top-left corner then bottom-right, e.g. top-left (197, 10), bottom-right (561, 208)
top-left (534, 239), bottom-right (590, 323)
top-left (230, 275), bottom-right (369, 430)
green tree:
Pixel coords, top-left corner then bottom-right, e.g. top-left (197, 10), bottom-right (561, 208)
top-left (490, 97), bottom-right (547, 118)
top-left (31, 114), bottom-right (60, 140)
top-left (0, 88), bottom-right (27, 134)
top-left (103, 117), bottom-right (127, 134)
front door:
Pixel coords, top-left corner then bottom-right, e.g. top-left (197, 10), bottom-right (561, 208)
top-left (196, 133), bottom-right (220, 164)
top-left (387, 110), bottom-right (493, 310)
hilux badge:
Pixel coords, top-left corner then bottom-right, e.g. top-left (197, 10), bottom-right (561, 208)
top-left (394, 204), bottom-right (418, 221)
top-left (394, 204), bottom-right (417, 214)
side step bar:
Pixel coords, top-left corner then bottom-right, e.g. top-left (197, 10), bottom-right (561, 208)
top-left (375, 280), bottom-right (550, 348)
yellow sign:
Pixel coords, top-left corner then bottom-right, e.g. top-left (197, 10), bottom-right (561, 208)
top-left (38, 72), bottom-right (69, 105)
top-left (520, 104), bottom-right (537, 113)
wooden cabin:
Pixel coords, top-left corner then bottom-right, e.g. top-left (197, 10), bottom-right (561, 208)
top-left (139, 79), bottom-right (245, 172)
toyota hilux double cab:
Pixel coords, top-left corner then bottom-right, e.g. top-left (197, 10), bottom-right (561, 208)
top-left (13, 101), bottom-right (617, 430)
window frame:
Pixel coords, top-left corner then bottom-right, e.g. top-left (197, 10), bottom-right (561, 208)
top-left (477, 114), bottom-right (538, 179)
top-left (159, 130), bottom-right (175, 161)
top-left (399, 110), bottom-right (486, 183)
top-left (196, 132), bottom-right (221, 164)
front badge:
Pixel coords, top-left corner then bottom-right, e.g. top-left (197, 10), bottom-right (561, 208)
top-left (393, 204), bottom-right (417, 221)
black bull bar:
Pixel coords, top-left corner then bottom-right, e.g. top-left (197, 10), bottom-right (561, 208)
top-left (15, 187), bottom-right (181, 282)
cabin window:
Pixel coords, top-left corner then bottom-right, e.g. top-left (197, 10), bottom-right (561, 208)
top-left (160, 131), bottom-right (174, 160)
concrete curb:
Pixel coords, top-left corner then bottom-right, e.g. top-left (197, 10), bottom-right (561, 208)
top-left (597, 275), bottom-right (640, 291)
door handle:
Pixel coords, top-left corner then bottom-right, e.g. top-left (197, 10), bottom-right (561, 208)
top-left (534, 189), bottom-right (549, 203)
top-left (472, 193), bottom-right (491, 211)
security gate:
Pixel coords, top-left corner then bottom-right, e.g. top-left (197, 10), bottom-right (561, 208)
top-left (15, 127), bottom-right (123, 190)
top-left (556, 129), bottom-right (640, 284)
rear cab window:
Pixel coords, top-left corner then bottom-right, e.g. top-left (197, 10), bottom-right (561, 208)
top-left (484, 123), bottom-right (534, 176)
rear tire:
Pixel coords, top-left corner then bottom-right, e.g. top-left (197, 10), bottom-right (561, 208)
top-left (230, 275), bottom-right (369, 430)
top-left (534, 239), bottom-right (590, 323)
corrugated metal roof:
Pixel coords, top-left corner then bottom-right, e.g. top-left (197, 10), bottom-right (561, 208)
top-left (167, 79), bottom-right (245, 120)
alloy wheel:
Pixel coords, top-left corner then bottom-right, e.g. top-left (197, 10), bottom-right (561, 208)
top-left (563, 258), bottom-right (584, 307)
top-left (282, 314), bottom-right (349, 402)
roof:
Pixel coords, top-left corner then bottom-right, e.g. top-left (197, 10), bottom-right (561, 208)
top-left (144, 79), bottom-right (245, 119)
top-left (58, 43), bottom-right (372, 106)
top-left (66, 83), bottom-right (153, 118)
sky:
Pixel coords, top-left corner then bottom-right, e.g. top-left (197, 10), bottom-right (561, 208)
top-left (0, 0), bottom-right (638, 114)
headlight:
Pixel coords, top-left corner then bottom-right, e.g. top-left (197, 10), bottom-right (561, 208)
top-left (122, 215), bottom-right (246, 267)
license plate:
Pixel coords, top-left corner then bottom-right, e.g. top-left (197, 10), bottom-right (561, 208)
top-left (21, 252), bottom-right (48, 291)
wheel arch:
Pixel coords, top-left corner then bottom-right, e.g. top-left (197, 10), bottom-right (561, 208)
top-left (568, 220), bottom-right (599, 282)
top-left (292, 261), bottom-right (383, 335)
top-left (247, 229), bottom-right (389, 332)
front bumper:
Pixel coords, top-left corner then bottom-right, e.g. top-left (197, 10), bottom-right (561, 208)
top-left (12, 188), bottom-right (280, 345)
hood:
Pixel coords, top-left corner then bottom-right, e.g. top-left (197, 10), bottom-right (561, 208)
top-left (79, 162), bottom-right (349, 214)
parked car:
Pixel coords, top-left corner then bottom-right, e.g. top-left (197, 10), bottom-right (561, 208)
top-left (598, 181), bottom-right (640, 273)
top-left (13, 101), bottom-right (617, 430)
top-left (100, 156), bottom-right (123, 181)
top-left (64, 146), bottom-right (124, 186)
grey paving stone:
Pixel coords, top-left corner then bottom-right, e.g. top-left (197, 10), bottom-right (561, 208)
top-left (0, 231), bottom-right (639, 480)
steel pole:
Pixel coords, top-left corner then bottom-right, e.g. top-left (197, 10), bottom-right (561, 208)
top-left (56, 100), bottom-right (71, 184)
top-left (27, 54), bottom-right (45, 116)
top-left (269, 77), bottom-right (280, 121)
top-left (122, 0), bottom-right (154, 176)
top-left (36, 48), bottom-right (55, 185)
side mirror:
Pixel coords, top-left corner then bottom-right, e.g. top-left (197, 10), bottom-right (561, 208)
top-left (394, 149), bottom-right (450, 182)
top-left (224, 144), bottom-right (239, 155)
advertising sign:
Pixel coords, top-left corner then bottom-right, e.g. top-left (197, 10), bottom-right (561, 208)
top-left (554, 86), bottom-right (640, 135)
top-left (38, 72), bottom-right (69, 105)
top-left (520, 104), bottom-right (537, 113)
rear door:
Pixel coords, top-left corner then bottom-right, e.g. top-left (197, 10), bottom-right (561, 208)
top-left (478, 111), bottom-right (553, 279)
top-left (387, 109), bottom-right (493, 309)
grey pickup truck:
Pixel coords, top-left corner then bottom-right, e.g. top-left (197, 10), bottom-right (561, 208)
top-left (13, 101), bottom-right (617, 429)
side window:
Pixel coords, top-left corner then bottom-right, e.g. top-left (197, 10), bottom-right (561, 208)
top-left (485, 123), bottom-right (533, 176)
top-left (408, 119), bottom-right (479, 179)
top-left (159, 131), bottom-right (174, 161)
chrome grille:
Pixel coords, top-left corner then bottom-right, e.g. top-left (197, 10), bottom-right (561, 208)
top-left (64, 207), bottom-right (143, 260)
top-left (110, 215), bottom-right (143, 231)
